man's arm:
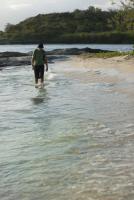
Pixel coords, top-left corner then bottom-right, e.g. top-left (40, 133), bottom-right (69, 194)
top-left (45, 58), bottom-right (48, 72)
top-left (31, 50), bottom-right (36, 69)
top-left (44, 56), bottom-right (48, 72)
top-left (31, 57), bottom-right (35, 69)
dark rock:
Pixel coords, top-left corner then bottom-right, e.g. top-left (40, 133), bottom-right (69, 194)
top-left (0, 56), bottom-right (31, 67)
top-left (0, 51), bottom-right (28, 58)
top-left (47, 47), bottom-right (112, 55)
top-left (0, 47), bottom-right (113, 68)
top-left (0, 55), bottom-right (68, 68)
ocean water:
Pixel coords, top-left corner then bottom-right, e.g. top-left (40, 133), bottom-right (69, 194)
top-left (0, 44), bottom-right (133, 53)
top-left (0, 45), bottom-right (134, 200)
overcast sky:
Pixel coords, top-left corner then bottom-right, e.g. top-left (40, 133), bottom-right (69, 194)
top-left (0, 0), bottom-right (121, 31)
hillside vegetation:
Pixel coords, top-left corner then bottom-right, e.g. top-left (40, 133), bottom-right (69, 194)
top-left (0, 6), bottom-right (134, 44)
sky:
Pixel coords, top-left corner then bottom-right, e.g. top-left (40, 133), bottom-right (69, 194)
top-left (0, 0), bottom-right (121, 31)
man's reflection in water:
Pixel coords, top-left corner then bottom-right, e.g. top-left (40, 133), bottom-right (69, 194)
top-left (31, 88), bottom-right (49, 105)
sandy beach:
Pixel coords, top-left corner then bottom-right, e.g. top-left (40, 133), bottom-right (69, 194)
top-left (67, 55), bottom-right (134, 73)
top-left (59, 55), bottom-right (134, 96)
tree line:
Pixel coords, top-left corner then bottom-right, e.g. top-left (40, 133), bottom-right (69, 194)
top-left (0, 4), bottom-right (134, 44)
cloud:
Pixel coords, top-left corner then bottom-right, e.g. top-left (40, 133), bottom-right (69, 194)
top-left (91, 0), bottom-right (120, 10)
top-left (9, 3), bottom-right (31, 10)
top-left (0, 0), bottom-right (121, 30)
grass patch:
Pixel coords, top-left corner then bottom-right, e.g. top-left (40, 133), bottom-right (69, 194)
top-left (81, 50), bottom-right (134, 58)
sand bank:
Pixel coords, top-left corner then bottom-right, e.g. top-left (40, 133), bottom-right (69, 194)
top-left (69, 55), bottom-right (134, 73)
top-left (58, 55), bottom-right (134, 96)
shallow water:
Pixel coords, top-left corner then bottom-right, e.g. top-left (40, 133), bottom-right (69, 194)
top-left (0, 58), bottom-right (134, 200)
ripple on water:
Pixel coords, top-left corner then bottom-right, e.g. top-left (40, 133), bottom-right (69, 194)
top-left (0, 62), bottom-right (134, 200)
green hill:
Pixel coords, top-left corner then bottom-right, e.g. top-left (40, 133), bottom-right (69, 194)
top-left (0, 6), bottom-right (134, 44)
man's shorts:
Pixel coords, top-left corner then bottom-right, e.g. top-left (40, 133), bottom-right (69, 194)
top-left (34, 65), bottom-right (44, 79)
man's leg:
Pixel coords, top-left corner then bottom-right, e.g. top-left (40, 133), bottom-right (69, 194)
top-left (40, 65), bottom-right (45, 84)
top-left (41, 76), bottom-right (44, 84)
top-left (35, 78), bottom-right (38, 84)
top-left (34, 67), bottom-right (39, 85)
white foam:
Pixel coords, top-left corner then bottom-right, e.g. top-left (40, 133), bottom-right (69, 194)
top-left (125, 123), bottom-right (134, 128)
top-left (46, 72), bottom-right (57, 80)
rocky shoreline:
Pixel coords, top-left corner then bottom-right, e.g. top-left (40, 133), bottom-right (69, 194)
top-left (0, 47), bottom-right (112, 68)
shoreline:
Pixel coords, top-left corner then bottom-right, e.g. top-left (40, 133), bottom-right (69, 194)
top-left (0, 47), bottom-right (112, 68)
top-left (60, 55), bottom-right (134, 97)
top-left (0, 49), bottom-right (133, 76)
top-left (73, 54), bottom-right (134, 73)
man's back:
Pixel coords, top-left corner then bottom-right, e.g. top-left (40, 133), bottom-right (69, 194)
top-left (33, 48), bottom-right (46, 66)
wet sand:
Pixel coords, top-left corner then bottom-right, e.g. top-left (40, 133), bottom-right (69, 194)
top-left (68, 55), bottom-right (134, 74)
top-left (61, 55), bottom-right (134, 96)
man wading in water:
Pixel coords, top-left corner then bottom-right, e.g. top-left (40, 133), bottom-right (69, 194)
top-left (32, 43), bottom-right (48, 88)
